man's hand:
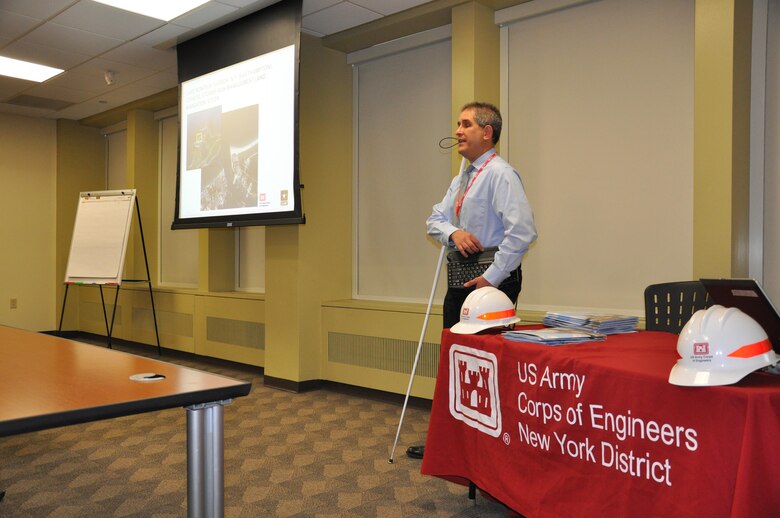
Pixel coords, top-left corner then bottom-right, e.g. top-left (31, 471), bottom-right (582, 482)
top-left (451, 230), bottom-right (484, 257)
top-left (464, 275), bottom-right (493, 289)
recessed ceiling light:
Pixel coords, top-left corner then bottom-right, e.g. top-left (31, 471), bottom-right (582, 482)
top-left (0, 56), bottom-right (63, 82)
top-left (92, 0), bottom-right (210, 22)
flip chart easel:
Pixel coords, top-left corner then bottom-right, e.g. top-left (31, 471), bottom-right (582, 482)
top-left (58, 190), bottom-right (161, 355)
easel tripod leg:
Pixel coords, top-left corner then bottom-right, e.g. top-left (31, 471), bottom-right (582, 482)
top-left (136, 196), bottom-right (162, 356)
top-left (107, 285), bottom-right (121, 349)
top-left (57, 284), bottom-right (70, 336)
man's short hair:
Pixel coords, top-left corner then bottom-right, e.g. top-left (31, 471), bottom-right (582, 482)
top-left (462, 101), bottom-right (502, 145)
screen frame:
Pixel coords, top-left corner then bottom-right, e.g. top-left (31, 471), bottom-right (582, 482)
top-left (171, 0), bottom-right (304, 229)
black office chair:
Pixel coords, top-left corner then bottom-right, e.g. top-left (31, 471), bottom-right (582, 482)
top-left (644, 280), bottom-right (712, 333)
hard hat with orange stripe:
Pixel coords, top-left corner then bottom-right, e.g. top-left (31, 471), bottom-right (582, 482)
top-left (451, 286), bottom-right (521, 334)
top-left (669, 305), bottom-right (778, 386)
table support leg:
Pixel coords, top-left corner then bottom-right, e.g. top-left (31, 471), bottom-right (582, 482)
top-left (186, 400), bottom-right (230, 518)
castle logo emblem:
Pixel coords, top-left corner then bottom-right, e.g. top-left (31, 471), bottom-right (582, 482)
top-left (448, 344), bottom-right (501, 437)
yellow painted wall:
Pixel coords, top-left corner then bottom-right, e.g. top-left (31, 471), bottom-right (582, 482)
top-left (693, 0), bottom-right (752, 278)
top-left (0, 114), bottom-right (57, 330)
top-left (13, 0), bottom-right (749, 399)
top-left (126, 110), bottom-right (159, 283)
top-left (451, 2), bottom-right (501, 175)
top-left (55, 120), bottom-right (106, 331)
top-left (265, 34), bottom-right (354, 382)
top-left (321, 302), bottom-right (445, 397)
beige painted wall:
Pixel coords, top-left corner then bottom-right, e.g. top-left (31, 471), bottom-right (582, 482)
top-left (502, 0), bottom-right (694, 312)
top-left (765, 0), bottom-right (780, 298)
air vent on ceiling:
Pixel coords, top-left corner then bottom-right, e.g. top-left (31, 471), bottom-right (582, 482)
top-left (5, 94), bottom-right (74, 111)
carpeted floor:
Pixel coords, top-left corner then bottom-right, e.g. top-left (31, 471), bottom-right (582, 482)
top-left (0, 338), bottom-right (511, 517)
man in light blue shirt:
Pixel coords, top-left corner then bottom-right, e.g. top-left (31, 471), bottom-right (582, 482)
top-left (408, 102), bottom-right (536, 461)
top-left (427, 101), bottom-right (537, 328)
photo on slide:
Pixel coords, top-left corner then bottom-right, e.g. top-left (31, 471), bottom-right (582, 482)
top-left (186, 106), bottom-right (221, 171)
top-left (193, 105), bottom-right (259, 210)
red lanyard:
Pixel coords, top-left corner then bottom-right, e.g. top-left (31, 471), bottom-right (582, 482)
top-left (455, 153), bottom-right (496, 218)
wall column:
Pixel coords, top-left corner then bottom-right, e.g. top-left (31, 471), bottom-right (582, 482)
top-left (264, 225), bottom-right (302, 383)
top-left (693, 0), bottom-right (753, 277)
top-left (126, 109), bottom-right (159, 283)
top-left (451, 1), bottom-right (500, 176)
top-left (263, 35), bottom-right (353, 387)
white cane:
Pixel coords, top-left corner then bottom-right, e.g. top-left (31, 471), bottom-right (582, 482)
top-left (388, 157), bottom-right (467, 464)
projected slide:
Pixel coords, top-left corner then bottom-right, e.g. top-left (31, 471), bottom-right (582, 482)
top-left (178, 44), bottom-right (295, 222)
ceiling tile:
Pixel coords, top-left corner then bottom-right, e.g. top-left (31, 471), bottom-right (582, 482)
top-left (217, 0), bottom-right (279, 8)
top-left (302, 0), bottom-right (341, 17)
top-left (303, 2), bottom-right (382, 36)
top-left (47, 98), bottom-right (111, 119)
top-left (45, 68), bottom-right (116, 94)
top-left (49, 80), bottom-right (165, 118)
top-left (2, 39), bottom-right (91, 69)
top-left (133, 24), bottom-right (191, 48)
top-left (98, 82), bottom-right (162, 104)
top-left (172, 2), bottom-right (237, 29)
top-left (49, 1), bottom-right (164, 40)
top-left (4, 93), bottom-right (73, 110)
top-left (0, 0), bottom-right (76, 21)
top-left (26, 82), bottom-right (94, 103)
top-left (351, 0), bottom-right (428, 16)
top-left (0, 10), bottom-right (41, 40)
top-left (24, 22), bottom-right (123, 58)
top-left (132, 69), bottom-right (178, 90)
top-left (101, 42), bottom-right (176, 72)
top-left (70, 57), bottom-right (159, 86)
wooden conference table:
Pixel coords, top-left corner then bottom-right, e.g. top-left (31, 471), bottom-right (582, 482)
top-left (421, 327), bottom-right (780, 518)
top-left (0, 325), bottom-right (251, 518)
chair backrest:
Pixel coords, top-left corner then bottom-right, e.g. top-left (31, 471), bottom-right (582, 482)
top-left (644, 280), bottom-right (712, 333)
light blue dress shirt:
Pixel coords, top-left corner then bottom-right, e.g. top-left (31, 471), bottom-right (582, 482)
top-left (426, 148), bottom-right (537, 287)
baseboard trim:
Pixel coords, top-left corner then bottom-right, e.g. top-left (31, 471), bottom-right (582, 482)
top-left (263, 375), bottom-right (432, 408)
top-left (263, 375), bottom-right (322, 393)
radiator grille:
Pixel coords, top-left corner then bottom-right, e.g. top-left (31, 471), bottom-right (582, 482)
top-left (206, 316), bottom-right (264, 349)
top-left (328, 332), bottom-right (440, 378)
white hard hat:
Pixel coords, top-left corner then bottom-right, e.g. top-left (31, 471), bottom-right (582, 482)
top-left (451, 286), bottom-right (521, 334)
top-left (669, 305), bottom-right (778, 386)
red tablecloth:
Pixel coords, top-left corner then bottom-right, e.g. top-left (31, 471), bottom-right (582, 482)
top-left (421, 328), bottom-right (780, 518)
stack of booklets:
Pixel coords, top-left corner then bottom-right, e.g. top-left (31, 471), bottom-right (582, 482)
top-left (542, 312), bottom-right (639, 335)
top-left (503, 328), bottom-right (606, 346)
